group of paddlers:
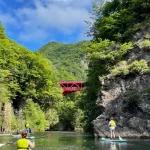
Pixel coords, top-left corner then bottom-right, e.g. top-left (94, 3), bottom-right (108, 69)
top-left (14, 117), bottom-right (117, 150)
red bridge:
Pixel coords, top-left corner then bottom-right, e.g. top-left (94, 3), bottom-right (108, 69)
top-left (58, 81), bottom-right (84, 95)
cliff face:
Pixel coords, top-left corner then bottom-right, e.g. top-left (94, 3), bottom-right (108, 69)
top-left (93, 29), bottom-right (150, 138)
top-left (93, 75), bottom-right (150, 138)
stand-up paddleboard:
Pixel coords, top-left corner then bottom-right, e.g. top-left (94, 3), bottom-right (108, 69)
top-left (12, 134), bottom-right (49, 139)
top-left (0, 134), bottom-right (12, 136)
top-left (27, 136), bottom-right (35, 139)
top-left (101, 137), bottom-right (127, 142)
top-left (12, 134), bottom-right (21, 138)
top-left (0, 142), bottom-right (13, 147)
top-left (27, 135), bottom-right (49, 139)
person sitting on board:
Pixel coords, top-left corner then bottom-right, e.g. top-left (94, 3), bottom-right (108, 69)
top-left (14, 131), bottom-right (35, 150)
top-left (108, 118), bottom-right (116, 139)
top-left (25, 121), bottom-right (30, 136)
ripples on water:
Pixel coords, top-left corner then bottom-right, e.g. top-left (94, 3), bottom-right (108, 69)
top-left (0, 131), bottom-right (150, 150)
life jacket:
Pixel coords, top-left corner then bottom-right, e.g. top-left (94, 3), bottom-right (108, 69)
top-left (109, 120), bottom-right (116, 127)
top-left (25, 123), bottom-right (30, 128)
top-left (17, 138), bottom-right (28, 150)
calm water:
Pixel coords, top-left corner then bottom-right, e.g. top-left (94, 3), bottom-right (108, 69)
top-left (0, 131), bottom-right (150, 150)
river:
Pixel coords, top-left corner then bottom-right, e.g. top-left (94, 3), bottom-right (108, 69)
top-left (0, 131), bottom-right (150, 150)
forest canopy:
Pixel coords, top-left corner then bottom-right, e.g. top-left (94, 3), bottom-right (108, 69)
top-left (89, 0), bottom-right (150, 42)
top-left (0, 23), bottom-right (62, 130)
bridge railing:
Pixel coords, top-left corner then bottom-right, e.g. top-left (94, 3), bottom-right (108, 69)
top-left (58, 81), bottom-right (84, 95)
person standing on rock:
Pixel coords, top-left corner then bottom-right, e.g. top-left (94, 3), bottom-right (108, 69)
top-left (108, 118), bottom-right (116, 139)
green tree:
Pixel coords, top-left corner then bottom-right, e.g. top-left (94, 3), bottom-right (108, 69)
top-left (0, 69), bottom-right (11, 103)
top-left (24, 100), bottom-right (48, 131)
top-left (89, 0), bottom-right (150, 42)
top-left (0, 24), bottom-right (63, 131)
top-left (0, 22), bottom-right (6, 39)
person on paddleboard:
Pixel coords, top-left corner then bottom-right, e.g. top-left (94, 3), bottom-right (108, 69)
top-left (25, 121), bottom-right (30, 136)
top-left (108, 118), bottom-right (116, 139)
top-left (14, 131), bottom-right (35, 150)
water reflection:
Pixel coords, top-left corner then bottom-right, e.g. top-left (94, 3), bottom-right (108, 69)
top-left (110, 143), bottom-right (117, 150)
top-left (95, 137), bottom-right (128, 150)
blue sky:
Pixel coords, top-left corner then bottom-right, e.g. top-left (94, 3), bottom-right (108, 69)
top-left (0, 0), bottom-right (96, 51)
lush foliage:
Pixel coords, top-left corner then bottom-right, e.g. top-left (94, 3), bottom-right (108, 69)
top-left (110, 60), bottom-right (150, 77)
top-left (0, 23), bottom-right (6, 39)
top-left (137, 39), bottom-right (150, 50)
top-left (89, 0), bottom-right (150, 42)
top-left (57, 92), bottom-right (85, 130)
top-left (38, 41), bottom-right (90, 81)
top-left (0, 31), bottom-right (62, 110)
top-left (38, 41), bottom-right (90, 131)
top-left (45, 108), bottom-right (59, 129)
top-left (0, 23), bottom-right (88, 131)
top-left (0, 70), bottom-right (11, 103)
top-left (24, 100), bottom-right (49, 130)
top-left (0, 23), bottom-right (63, 131)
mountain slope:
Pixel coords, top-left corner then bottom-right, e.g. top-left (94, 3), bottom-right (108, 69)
top-left (37, 41), bottom-right (90, 81)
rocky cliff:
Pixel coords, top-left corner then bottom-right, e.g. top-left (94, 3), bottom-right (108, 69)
top-left (93, 29), bottom-right (150, 138)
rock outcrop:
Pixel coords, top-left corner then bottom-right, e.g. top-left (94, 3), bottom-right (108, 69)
top-left (93, 75), bottom-right (150, 138)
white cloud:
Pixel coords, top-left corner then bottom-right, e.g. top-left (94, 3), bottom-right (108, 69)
top-left (0, 0), bottom-right (95, 44)
top-left (18, 28), bottom-right (49, 42)
top-left (13, 0), bottom-right (93, 41)
top-left (17, 5), bottom-right (89, 29)
top-left (0, 12), bottom-right (17, 27)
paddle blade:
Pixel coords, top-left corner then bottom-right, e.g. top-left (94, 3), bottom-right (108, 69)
top-left (0, 144), bottom-right (6, 147)
top-left (0, 142), bottom-right (13, 147)
top-left (118, 135), bottom-right (123, 140)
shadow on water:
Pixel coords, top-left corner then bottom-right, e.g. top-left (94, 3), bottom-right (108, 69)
top-left (0, 132), bottom-right (150, 150)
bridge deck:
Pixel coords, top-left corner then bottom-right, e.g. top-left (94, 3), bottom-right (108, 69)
top-left (58, 81), bottom-right (84, 95)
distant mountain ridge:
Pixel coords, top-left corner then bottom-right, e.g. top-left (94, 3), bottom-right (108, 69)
top-left (37, 41), bottom-right (90, 81)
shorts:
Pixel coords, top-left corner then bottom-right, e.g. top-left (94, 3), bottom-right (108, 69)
top-left (109, 127), bottom-right (115, 131)
top-left (26, 128), bottom-right (30, 133)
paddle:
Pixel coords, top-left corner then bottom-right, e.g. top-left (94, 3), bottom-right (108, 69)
top-left (27, 133), bottom-right (51, 139)
top-left (0, 142), bottom-right (13, 147)
top-left (95, 126), bottom-right (109, 138)
top-left (118, 135), bottom-right (123, 140)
